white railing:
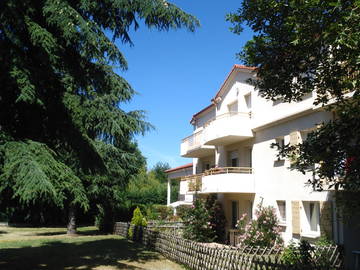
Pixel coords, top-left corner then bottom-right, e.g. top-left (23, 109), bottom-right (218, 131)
top-left (204, 167), bottom-right (253, 175)
top-left (181, 167), bottom-right (253, 192)
top-left (181, 130), bottom-right (203, 150)
top-left (205, 111), bottom-right (251, 127)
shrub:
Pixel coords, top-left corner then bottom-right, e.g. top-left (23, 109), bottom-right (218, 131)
top-left (236, 203), bottom-right (283, 247)
top-left (183, 196), bottom-right (226, 243)
top-left (281, 240), bottom-right (337, 269)
top-left (183, 198), bottom-right (215, 242)
top-left (176, 205), bottom-right (192, 220)
top-left (128, 207), bottom-right (147, 240)
top-left (206, 195), bottom-right (226, 243)
top-left (153, 204), bottom-right (173, 220)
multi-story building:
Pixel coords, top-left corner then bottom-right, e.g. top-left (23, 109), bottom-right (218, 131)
top-left (167, 64), bottom-right (344, 245)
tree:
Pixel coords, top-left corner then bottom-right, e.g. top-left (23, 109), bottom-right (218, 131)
top-left (152, 162), bottom-right (171, 183)
top-left (227, 0), bottom-right (360, 216)
top-left (0, 0), bottom-right (199, 233)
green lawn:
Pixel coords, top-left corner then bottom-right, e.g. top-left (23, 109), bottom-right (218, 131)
top-left (0, 226), bottom-right (184, 270)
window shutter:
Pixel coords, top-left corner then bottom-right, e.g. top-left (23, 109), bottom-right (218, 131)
top-left (320, 201), bottom-right (333, 239)
top-left (292, 201), bottom-right (301, 234)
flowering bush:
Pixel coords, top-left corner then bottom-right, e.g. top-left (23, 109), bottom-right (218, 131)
top-left (236, 204), bottom-right (283, 247)
top-left (183, 195), bottom-right (226, 243)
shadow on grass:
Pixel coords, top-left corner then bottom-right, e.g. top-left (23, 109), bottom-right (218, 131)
top-left (35, 228), bottom-right (101, 237)
top-left (35, 231), bottom-right (66, 236)
top-left (0, 238), bottom-right (160, 270)
top-left (0, 230), bottom-right (8, 235)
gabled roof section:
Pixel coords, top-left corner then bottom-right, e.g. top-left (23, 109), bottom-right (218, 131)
top-left (212, 64), bottom-right (256, 101)
top-left (190, 103), bottom-right (215, 124)
top-left (165, 163), bottom-right (193, 173)
top-left (189, 65), bottom-right (256, 125)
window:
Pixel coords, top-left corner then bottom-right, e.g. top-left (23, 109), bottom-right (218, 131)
top-left (277, 201), bottom-right (286, 223)
top-left (245, 93), bottom-right (251, 109)
top-left (275, 137), bottom-right (285, 162)
top-left (276, 136), bottom-right (285, 148)
top-left (229, 151), bottom-right (239, 167)
top-left (303, 201), bottom-right (320, 233)
top-left (231, 158), bottom-right (238, 167)
top-left (248, 200), bottom-right (253, 220)
top-left (231, 201), bottom-right (239, 229)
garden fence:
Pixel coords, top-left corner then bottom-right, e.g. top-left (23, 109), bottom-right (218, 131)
top-left (113, 222), bottom-right (343, 270)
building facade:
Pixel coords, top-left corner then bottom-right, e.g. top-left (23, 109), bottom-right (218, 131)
top-left (168, 64), bottom-right (343, 245)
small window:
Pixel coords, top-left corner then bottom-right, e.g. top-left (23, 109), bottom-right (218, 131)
top-left (276, 137), bottom-right (285, 148)
top-left (275, 137), bottom-right (285, 162)
top-left (245, 93), bottom-right (251, 109)
top-left (277, 201), bottom-right (286, 222)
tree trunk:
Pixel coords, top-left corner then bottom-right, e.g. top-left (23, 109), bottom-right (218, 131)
top-left (67, 205), bottom-right (77, 235)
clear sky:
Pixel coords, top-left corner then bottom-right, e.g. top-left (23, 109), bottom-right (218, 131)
top-left (118, 1), bottom-right (254, 170)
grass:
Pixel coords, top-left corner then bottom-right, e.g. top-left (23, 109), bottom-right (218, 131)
top-left (0, 226), bottom-right (184, 270)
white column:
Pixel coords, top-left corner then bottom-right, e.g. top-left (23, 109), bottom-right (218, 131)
top-left (193, 158), bottom-right (199, 174)
top-left (167, 178), bottom-right (171, 206)
top-left (215, 146), bottom-right (226, 167)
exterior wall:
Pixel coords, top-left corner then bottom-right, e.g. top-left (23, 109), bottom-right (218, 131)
top-left (250, 110), bottom-right (333, 243)
top-left (216, 73), bottom-right (253, 115)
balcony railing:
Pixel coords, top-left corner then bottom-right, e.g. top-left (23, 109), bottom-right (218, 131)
top-left (205, 112), bottom-right (251, 127)
top-left (181, 167), bottom-right (253, 193)
top-left (202, 112), bottom-right (253, 145)
top-left (181, 130), bottom-right (203, 150)
top-left (182, 173), bottom-right (203, 192)
top-left (204, 167), bottom-right (253, 175)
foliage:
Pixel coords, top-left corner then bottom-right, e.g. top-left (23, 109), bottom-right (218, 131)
top-left (126, 167), bottom-right (168, 206)
top-left (151, 205), bottom-right (173, 220)
top-left (227, 0), bottom-right (359, 105)
top-left (152, 162), bottom-right (171, 183)
top-left (206, 195), bottom-right (226, 243)
top-left (183, 199), bottom-right (215, 242)
top-left (281, 240), bottom-right (336, 269)
top-left (0, 0), bottom-right (199, 231)
top-left (130, 207), bottom-right (147, 227)
top-left (128, 207), bottom-right (147, 239)
top-left (227, 0), bottom-right (360, 219)
top-left (176, 205), bottom-right (192, 220)
top-left (236, 204), bottom-right (283, 247)
top-left (183, 196), bottom-right (226, 243)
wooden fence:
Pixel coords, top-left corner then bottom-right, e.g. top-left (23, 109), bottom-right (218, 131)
top-left (114, 222), bottom-right (343, 270)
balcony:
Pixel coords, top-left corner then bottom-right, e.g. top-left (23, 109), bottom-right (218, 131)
top-left (181, 130), bottom-right (215, 158)
top-left (182, 167), bottom-right (254, 194)
top-left (203, 112), bottom-right (253, 146)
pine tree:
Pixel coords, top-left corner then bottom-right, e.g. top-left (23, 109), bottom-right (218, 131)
top-left (0, 0), bottom-right (199, 233)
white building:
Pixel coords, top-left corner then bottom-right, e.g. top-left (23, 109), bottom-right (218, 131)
top-left (167, 64), bottom-right (343, 245)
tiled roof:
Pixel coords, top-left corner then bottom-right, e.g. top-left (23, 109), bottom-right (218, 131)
top-left (165, 163), bottom-right (193, 173)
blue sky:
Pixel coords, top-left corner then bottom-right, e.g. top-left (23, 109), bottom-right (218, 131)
top-left (118, 1), bottom-right (253, 169)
